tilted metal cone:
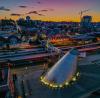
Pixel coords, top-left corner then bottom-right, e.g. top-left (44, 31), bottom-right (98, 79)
top-left (41, 48), bottom-right (79, 87)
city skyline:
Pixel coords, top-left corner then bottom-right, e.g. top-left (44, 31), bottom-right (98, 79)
top-left (0, 0), bottom-right (100, 22)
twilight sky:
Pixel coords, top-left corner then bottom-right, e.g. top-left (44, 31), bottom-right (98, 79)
top-left (0, 0), bottom-right (100, 21)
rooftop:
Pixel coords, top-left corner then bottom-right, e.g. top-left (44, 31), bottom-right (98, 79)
top-left (14, 56), bottom-right (100, 98)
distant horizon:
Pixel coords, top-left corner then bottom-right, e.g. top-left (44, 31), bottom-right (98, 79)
top-left (0, 0), bottom-right (100, 22)
top-left (0, 16), bottom-right (100, 22)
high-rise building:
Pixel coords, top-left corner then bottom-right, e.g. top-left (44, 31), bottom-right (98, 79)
top-left (81, 16), bottom-right (92, 23)
top-left (80, 16), bottom-right (93, 33)
top-left (81, 16), bottom-right (92, 27)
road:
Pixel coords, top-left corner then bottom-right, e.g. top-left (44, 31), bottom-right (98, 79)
top-left (0, 44), bottom-right (100, 62)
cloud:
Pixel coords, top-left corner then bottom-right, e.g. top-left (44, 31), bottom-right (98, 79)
top-left (10, 13), bottom-right (21, 16)
top-left (37, 1), bottom-right (41, 4)
top-left (27, 11), bottom-right (45, 16)
top-left (39, 9), bottom-right (54, 12)
top-left (0, 6), bottom-right (10, 11)
top-left (38, 13), bottom-right (45, 16)
top-left (48, 9), bottom-right (54, 11)
top-left (18, 6), bottom-right (27, 8)
top-left (26, 8), bottom-right (54, 16)
top-left (27, 11), bottom-right (38, 14)
top-left (40, 10), bottom-right (48, 12)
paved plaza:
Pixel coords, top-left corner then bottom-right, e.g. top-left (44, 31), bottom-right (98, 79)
top-left (11, 55), bottom-right (100, 98)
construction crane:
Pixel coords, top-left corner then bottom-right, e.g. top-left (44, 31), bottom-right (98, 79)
top-left (79, 9), bottom-right (90, 21)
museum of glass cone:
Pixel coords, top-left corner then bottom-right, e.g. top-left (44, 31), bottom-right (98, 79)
top-left (41, 48), bottom-right (79, 87)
